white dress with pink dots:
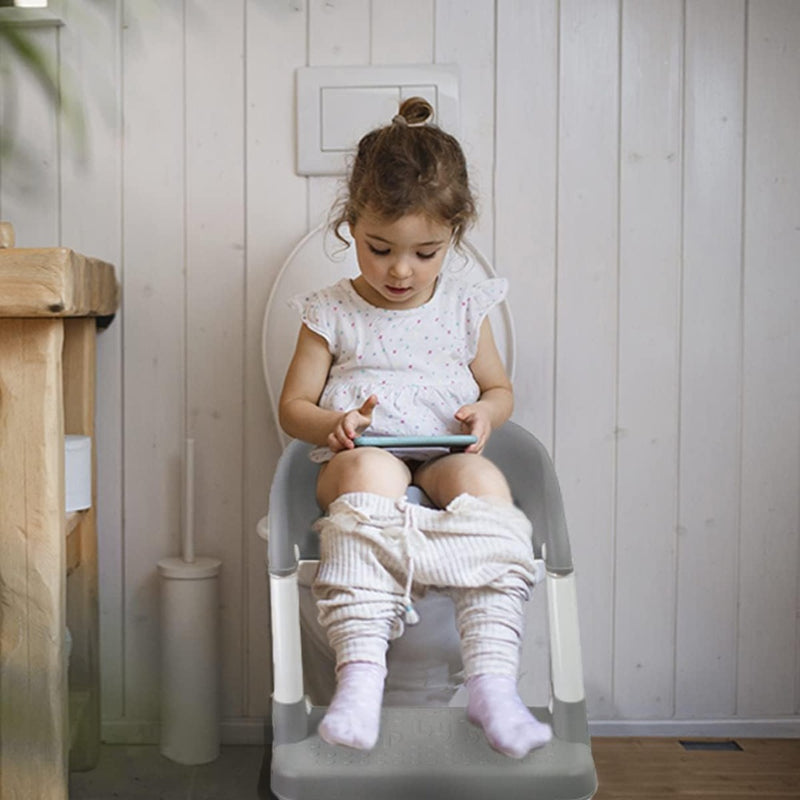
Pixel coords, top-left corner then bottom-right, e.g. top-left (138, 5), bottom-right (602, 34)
top-left (289, 271), bottom-right (507, 463)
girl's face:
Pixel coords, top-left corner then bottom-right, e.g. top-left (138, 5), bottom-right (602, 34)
top-left (349, 210), bottom-right (452, 309)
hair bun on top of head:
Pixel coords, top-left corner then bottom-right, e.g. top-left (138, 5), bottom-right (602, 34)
top-left (392, 96), bottom-right (434, 128)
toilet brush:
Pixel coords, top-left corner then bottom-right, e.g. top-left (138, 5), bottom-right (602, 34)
top-left (158, 438), bottom-right (222, 764)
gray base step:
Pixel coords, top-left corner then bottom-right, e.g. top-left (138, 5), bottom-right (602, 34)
top-left (271, 706), bottom-right (597, 800)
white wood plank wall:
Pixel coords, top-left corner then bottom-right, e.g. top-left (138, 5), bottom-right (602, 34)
top-left (1, 0), bottom-right (797, 741)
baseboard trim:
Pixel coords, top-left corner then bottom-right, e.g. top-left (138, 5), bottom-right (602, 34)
top-left (589, 718), bottom-right (800, 738)
top-left (101, 718), bottom-right (268, 746)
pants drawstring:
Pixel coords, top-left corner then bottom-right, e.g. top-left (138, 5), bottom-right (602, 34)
top-left (396, 497), bottom-right (420, 626)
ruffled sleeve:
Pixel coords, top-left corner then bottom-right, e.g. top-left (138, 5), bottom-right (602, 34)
top-left (463, 277), bottom-right (508, 360)
top-left (288, 281), bottom-right (344, 352)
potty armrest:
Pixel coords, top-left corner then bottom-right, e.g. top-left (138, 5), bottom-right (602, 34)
top-left (267, 439), bottom-right (320, 574)
top-left (485, 421), bottom-right (574, 574)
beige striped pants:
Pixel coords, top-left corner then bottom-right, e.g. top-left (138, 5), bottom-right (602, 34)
top-left (312, 492), bottom-right (539, 678)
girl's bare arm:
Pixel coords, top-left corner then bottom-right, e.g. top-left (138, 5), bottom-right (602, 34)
top-left (279, 324), bottom-right (378, 449)
top-left (279, 325), bottom-right (342, 446)
top-left (456, 318), bottom-right (513, 452)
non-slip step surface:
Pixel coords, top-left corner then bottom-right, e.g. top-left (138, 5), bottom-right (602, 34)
top-left (271, 706), bottom-right (597, 800)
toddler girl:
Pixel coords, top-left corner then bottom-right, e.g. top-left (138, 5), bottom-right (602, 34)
top-left (279, 97), bottom-right (552, 759)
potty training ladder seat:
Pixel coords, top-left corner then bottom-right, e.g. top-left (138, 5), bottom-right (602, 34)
top-left (258, 227), bottom-right (597, 800)
top-left (264, 423), bottom-right (596, 800)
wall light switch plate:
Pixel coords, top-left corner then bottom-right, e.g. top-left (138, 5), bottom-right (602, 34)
top-left (296, 64), bottom-right (460, 176)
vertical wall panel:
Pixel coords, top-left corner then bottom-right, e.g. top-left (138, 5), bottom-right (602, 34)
top-left (120, 0), bottom-right (186, 724)
top-left (675, 0), bottom-right (745, 719)
top-left (59, 0), bottom-right (125, 721)
top-left (0, 26), bottom-right (59, 245)
top-left (184, 0), bottom-right (247, 720)
top-left (555, 0), bottom-right (620, 719)
top-left (309, 0), bottom-right (370, 67)
top-left (495, 0), bottom-right (559, 708)
top-left (614, 0), bottom-right (683, 719)
top-left (371, 0), bottom-right (434, 64)
top-left (738, 0), bottom-right (800, 717)
top-left (244, 0), bottom-right (308, 719)
top-left (434, 0), bottom-right (495, 260)
top-left (307, 0), bottom-right (370, 225)
top-left (495, 0), bottom-right (558, 446)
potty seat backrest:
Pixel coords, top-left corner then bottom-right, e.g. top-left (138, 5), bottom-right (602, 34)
top-left (263, 224), bottom-right (516, 447)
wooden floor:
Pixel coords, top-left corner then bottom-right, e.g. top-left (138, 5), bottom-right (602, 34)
top-left (592, 738), bottom-right (800, 799)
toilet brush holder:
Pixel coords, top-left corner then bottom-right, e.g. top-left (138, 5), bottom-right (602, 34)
top-left (158, 555), bottom-right (222, 765)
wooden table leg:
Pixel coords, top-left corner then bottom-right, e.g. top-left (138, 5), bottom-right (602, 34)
top-left (0, 318), bottom-right (68, 800)
top-left (63, 317), bottom-right (101, 771)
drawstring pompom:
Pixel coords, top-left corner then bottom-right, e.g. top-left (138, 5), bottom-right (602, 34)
top-left (404, 603), bottom-right (420, 626)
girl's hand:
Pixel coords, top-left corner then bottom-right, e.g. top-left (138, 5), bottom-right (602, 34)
top-left (328, 395), bottom-right (379, 452)
top-left (454, 402), bottom-right (493, 454)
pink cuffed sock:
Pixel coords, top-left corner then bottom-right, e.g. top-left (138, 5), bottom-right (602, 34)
top-left (467, 674), bottom-right (553, 758)
top-left (318, 662), bottom-right (387, 750)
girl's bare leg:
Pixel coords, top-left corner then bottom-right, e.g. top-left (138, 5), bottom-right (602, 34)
top-left (413, 452), bottom-right (512, 508)
top-left (316, 447), bottom-right (412, 509)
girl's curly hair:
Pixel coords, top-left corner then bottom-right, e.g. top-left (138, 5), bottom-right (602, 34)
top-left (330, 97), bottom-right (477, 248)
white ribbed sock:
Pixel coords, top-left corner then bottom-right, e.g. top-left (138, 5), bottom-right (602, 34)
top-left (467, 674), bottom-right (553, 758)
top-left (317, 662), bottom-right (387, 750)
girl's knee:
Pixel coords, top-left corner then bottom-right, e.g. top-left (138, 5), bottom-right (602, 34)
top-left (416, 453), bottom-right (512, 507)
top-left (317, 447), bottom-right (411, 507)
